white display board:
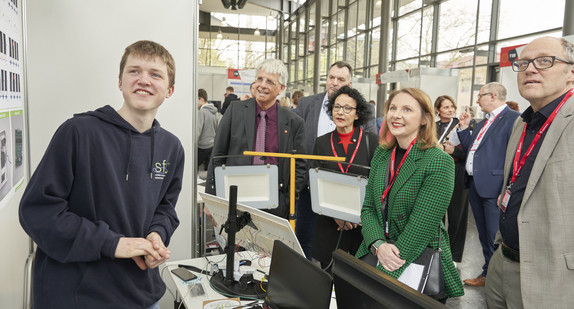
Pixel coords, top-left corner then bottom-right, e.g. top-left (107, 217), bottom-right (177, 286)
top-left (308, 168), bottom-right (368, 224)
top-left (200, 192), bottom-right (303, 257)
top-left (214, 164), bottom-right (279, 209)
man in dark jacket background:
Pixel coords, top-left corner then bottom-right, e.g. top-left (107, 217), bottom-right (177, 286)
top-left (221, 86), bottom-right (238, 115)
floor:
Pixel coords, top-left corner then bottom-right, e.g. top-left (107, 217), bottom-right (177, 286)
top-left (445, 206), bottom-right (487, 309)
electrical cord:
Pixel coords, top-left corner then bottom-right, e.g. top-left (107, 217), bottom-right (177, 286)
top-left (322, 222), bottom-right (346, 275)
top-left (160, 264), bottom-right (176, 300)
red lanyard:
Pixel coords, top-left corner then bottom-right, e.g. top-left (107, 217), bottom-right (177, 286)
top-left (381, 138), bottom-right (417, 202)
top-left (475, 111), bottom-right (501, 143)
top-left (330, 128), bottom-right (363, 173)
top-left (509, 89), bottom-right (574, 186)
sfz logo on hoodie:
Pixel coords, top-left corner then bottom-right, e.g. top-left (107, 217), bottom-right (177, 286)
top-left (153, 160), bottom-right (170, 180)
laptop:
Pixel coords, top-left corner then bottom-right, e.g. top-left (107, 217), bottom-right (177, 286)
top-left (264, 240), bottom-right (333, 309)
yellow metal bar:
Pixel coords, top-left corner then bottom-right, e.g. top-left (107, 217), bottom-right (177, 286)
top-left (243, 151), bottom-right (346, 162)
top-left (290, 157), bottom-right (296, 230)
top-left (243, 151), bottom-right (345, 230)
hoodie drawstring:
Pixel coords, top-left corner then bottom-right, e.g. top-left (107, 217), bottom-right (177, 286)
top-left (125, 126), bottom-right (156, 181)
top-left (150, 126), bottom-right (155, 179)
top-left (126, 130), bottom-right (132, 181)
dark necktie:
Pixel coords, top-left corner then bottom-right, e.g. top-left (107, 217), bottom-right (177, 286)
top-left (253, 111), bottom-right (266, 164)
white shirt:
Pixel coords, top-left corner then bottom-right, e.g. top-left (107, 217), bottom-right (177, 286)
top-left (316, 93), bottom-right (336, 137)
top-left (465, 104), bottom-right (507, 176)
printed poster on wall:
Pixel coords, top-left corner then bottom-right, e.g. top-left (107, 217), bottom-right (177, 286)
top-left (0, 0), bottom-right (25, 211)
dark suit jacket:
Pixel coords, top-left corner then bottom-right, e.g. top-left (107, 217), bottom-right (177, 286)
top-left (457, 106), bottom-right (520, 198)
top-left (310, 128), bottom-right (379, 264)
top-left (206, 98), bottom-right (306, 219)
top-left (295, 92), bottom-right (327, 155)
top-left (221, 93), bottom-right (238, 115)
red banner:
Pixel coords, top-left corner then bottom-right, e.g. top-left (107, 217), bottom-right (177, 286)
top-left (500, 44), bottom-right (526, 67)
top-left (228, 69), bottom-right (241, 79)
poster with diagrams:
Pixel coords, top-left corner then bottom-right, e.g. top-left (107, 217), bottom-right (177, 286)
top-left (0, 0), bottom-right (25, 210)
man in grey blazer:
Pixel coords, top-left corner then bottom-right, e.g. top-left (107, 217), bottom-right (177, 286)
top-left (205, 59), bottom-right (306, 219)
top-left (485, 36), bottom-right (574, 309)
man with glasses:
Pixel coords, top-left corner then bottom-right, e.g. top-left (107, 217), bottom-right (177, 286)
top-left (485, 37), bottom-right (574, 309)
top-left (457, 82), bottom-right (520, 287)
top-left (206, 59), bottom-right (306, 220)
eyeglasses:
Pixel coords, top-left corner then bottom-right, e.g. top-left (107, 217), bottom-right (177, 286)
top-left (477, 92), bottom-right (491, 99)
top-left (511, 56), bottom-right (574, 72)
top-left (333, 104), bottom-right (356, 114)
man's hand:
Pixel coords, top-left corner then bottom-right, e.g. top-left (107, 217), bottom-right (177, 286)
top-left (115, 237), bottom-right (162, 270)
top-left (144, 232), bottom-right (170, 269)
top-left (443, 140), bottom-right (455, 154)
top-left (458, 106), bottom-right (472, 130)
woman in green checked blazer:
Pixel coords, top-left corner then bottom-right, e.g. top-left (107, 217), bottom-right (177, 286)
top-left (355, 88), bottom-right (464, 301)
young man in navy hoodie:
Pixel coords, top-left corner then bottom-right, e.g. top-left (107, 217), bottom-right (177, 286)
top-left (19, 40), bottom-right (185, 309)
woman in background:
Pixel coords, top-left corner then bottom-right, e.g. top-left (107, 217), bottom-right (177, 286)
top-left (291, 90), bottom-right (304, 111)
top-left (311, 86), bottom-right (379, 270)
top-left (356, 88), bottom-right (463, 302)
top-left (435, 95), bottom-right (468, 265)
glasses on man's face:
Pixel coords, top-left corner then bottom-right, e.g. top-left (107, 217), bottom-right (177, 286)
top-left (333, 104), bottom-right (356, 114)
top-left (477, 92), bottom-right (491, 100)
top-left (511, 56), bottom-right (574, 72)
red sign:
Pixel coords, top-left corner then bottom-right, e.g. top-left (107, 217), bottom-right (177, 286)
top-left (228, 69), bottom-right (241, 79)
top-left (500, 44), bottom-right (526, 67)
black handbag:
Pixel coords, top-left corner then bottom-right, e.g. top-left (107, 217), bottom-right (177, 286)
top-left (408, 232), bottom-right (445, 299)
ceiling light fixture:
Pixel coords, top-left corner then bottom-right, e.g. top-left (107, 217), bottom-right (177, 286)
top-left (217, 30), bottom-right (223, 39)
top-left (254, 28), bottom-right (261, 36)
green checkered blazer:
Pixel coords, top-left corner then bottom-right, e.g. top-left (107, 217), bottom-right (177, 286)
top-left (356, 143), bottom-right (464, 297)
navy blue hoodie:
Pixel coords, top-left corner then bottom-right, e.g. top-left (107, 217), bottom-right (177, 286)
top-left (19, 105), bottom-right (185, 309)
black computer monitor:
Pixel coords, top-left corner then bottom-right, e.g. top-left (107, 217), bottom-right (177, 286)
top-left (332, 249), bottom-right (447, 309)
top-left (265, 240), bottom-right (333, 309)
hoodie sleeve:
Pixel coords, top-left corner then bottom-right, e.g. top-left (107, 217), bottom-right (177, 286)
top-left (147, 144), bottom-right (184, 246)
top-left (196, 108), bottom-right (205, 140)
top-left (19, 121), bottom-right (122, 263)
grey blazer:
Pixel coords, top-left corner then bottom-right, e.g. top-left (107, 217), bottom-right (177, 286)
top-left (206, 98), bottom-right (306, 219)
top-left (497, 93), bottom-right (574, 308)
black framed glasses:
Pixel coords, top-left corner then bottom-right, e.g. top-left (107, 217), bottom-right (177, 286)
top-left (333, 105), bottom-right (356, 114)
top-left (477, 92), bottom-right (491, 99)
top-left (511, 56), bottom-right (574, 72)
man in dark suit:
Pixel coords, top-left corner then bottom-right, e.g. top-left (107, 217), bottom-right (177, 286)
top-left (293, 61), bottom-right (353, 259)
top-left (206, 59), bottom-right (306, 219)
top-left (457, 82), bottom-right (520, 286)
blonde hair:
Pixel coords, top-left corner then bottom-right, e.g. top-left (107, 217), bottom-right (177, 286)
top-left (380, 88), bottom-right (438, 150)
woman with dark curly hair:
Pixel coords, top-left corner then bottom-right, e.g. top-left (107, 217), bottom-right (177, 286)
top-left (310, 86), bottom-right (379, 270)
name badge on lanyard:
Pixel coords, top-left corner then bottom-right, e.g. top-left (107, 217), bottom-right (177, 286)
top-left (499, 88), bottom-right (574, 212)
